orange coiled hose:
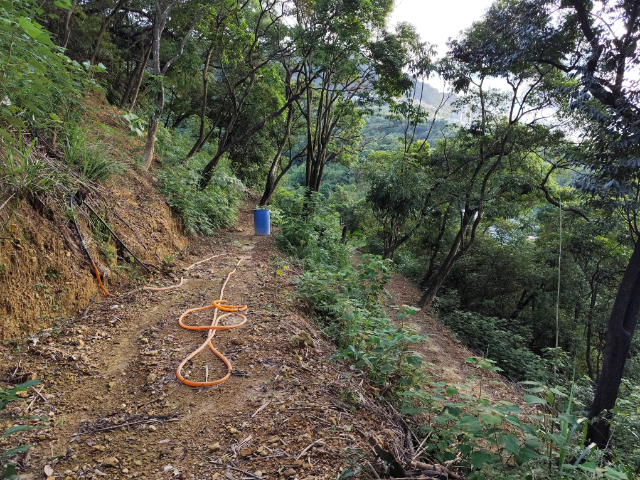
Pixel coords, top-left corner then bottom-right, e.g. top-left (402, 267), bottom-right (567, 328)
top-left (176, 258), bottom-right (247, 387)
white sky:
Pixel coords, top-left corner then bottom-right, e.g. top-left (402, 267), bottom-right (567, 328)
top-left (389, 0), bottom-right (496, 89)
top-left (389, 0), bottom-right (495, 53)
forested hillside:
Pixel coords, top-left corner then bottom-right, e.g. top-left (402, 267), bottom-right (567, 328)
top-left (4, 0), bottom-right (640, 478)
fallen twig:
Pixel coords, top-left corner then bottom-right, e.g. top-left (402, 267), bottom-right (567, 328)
top-left (227, 466), bottom-right (262, 479)
top-left (295, 439), bottom-right (325, 460)
top-left (0, 194), bottom-right (14, 215)
top-left (111, 209), bottom-right (148, 250)
top-left (23, 385), bottom-right (45, 413)
top-left (250, 401), bottom-right (270, 418)
top-left (83, 201), bottom-right (156, 272)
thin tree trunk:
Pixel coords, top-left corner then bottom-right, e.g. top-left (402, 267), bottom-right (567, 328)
top-left (128, 43), bottom-right (151, 112)
top-left (420, 210), bottom-right (450, 290)
top-left (61, 0), bottom-right (77, 49)
top-left (186, 125), bottom-right (216, 161)
top-left (90, 0), bottom-right (128, 66)
top-left (418, 234), bottom-right (463, 308)
top-left (587, 241), bottom-right (640, 448)
top-left (418, 208), bottom-right (481, 308)
top-left (586, 285), bottom-right (598, 381)
top-left (189, 44), bottom-right (215, 154)
top-left (120, 41), bottom-right (149, 108)
top-left (259, 107), bottom-right (294, 206)
top-left (142, 86), bottom-right (164, 170)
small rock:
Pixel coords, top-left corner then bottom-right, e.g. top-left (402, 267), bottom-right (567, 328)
top-left (134, 460), bottom-right (143, 466)
top-left (108, 381), bottom-right (116, 389)
top-left (78, 340), bottom-right (85, 347)
top-left (147, 373), bottom-right (156, 384)
top-left (239, 447), bottom-right (254, 457)
top-left (329, 417), bottom-right (337, 425)
top-left (284, 469), bottom-right (296, 478)
top-left (92, 445), bottom-right (106, 452)
top-left (122, 468), bottom-right (129, 474)
top-left (144, 350), bottom-right (158, 356)
top-left (44, 466), bottom-right (54, 476)
top-left (102, 457), bottom-right (119, 468)
top-left (211, 474), bottom-right (221, 480)
top-left (267, 435), bottom-right (280, 444)
top-left (15, 391), bottom-right (29, 399)
top-left (254, 471), bottom-right (263, 478)
top-left (141, 338), bottom-right (149, 344)
top-left (279, 405), bottom-right (286, 413)
top-left (207, 443), bottom-right (220, 452)
top-left (148, 425), bottom-right (157, 432)
top-left (228, 427), bottom-right (238, 434)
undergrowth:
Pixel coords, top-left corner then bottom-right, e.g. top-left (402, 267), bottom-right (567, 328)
top-left (274, 188), bottom-right (635, 480)
top-left (155, 127), bottom-right (243, 235)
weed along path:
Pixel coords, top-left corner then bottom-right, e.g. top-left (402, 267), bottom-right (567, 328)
top-left (0, 204), bottom-right (416, 480)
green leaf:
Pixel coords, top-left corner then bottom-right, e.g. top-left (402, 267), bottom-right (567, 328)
top-left (54, 0), bottom-right (72, 8)
top-left (458, 443), bottom-right (473, 455)
top-left (470, 450), bottom-right (492, 468)
top-left (446, 387), bottom-right (459, 396)
top-left (1, 444), bottom-right (33, 460)
top-left (17, 17), bottom-right (53, 45)
top-left (514, 447), bottom-right (539, 466)
top-left (401, 407), bottom-right (426, 415)
top-left (480, 414), bottom-right (502, 426)
top-left (498, 434), bottom-right (520, 454)
top-left (2, 463), bottom-right (18, 480)
top-left (523, 395), bottom-right (546, 405)
top-left (603, 467), bottom-right (628, 479)
top-left (406, 355), bottom-right (422, 367)
top-left (2, 425), bottom-right (39, 437)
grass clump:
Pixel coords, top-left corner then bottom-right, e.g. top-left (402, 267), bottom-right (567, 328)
top-left (62, 124), bottom-right (124, 182)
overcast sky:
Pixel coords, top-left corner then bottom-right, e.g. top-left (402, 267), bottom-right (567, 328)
top-left (389, 0), bottom-right (496, 89)
top-left (389, 0), bottom-right (495, 53)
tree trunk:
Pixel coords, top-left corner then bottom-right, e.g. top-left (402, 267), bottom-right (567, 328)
top-left (420, 210), bottom-right (449, 290)
top-left (586, 285), bottom-right (598, 381)
top-left (187, 44), bottom-right (215, 158)
top-left (61, 0), bottom-right (77, 49)
top-left (418, 208), bottom-right (481, 308)
top-left (199, 149), bottom-right (226, 189)
top-left (127, 43), bottom-right (151, 111)
top-left (418, 238), bottom-right (461, 308)
top-left (90, 0), bottom-right (128, 66)
top-left (186, 125), bottom-right (215, 161)
top-left (587, 241), bottom-right (640, 448)
top-left (142, 86), bottom-right (164, 171)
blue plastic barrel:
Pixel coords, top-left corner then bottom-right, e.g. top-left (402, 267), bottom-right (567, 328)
top-left (254, 209), bottom-right (271, 235)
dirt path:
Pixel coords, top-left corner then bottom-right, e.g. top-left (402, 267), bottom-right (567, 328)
top-left (384, 273), bottom-right (525, 406)
top-left (1, 203), bottom-right (403, 480)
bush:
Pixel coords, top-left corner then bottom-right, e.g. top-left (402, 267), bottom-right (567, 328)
top-left (155, 127), bottom-right (243, 235)
top-left (439, 308), bottom-right (547, 381)
top-left (273, 188), bottom-right (350, 269)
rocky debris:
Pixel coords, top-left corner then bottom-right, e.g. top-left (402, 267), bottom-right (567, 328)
top-left (101, 457), bottom-right (119, 468)
top-left (289, 331), bottom-right (315, 348)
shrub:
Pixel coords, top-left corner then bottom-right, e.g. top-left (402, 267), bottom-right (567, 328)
top-left (156, 127), bottom-right (243, 235)
top-left (439, 309), bottom-right (547, 381)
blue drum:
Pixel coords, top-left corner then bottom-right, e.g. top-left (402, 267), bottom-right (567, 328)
top-left (254, 209), bottom-right (271, 235)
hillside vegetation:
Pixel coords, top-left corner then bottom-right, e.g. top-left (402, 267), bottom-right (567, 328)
top-left (3, 0), bottom-right (640, 479)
